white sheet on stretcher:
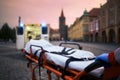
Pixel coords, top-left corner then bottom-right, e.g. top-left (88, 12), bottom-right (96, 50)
top-left (25, 39), bottom-right (104, 77)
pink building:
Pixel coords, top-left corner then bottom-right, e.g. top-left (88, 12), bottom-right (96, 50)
top-left (88, 8), bottom-right (101, 42)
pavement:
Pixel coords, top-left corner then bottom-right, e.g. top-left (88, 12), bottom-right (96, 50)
top-left (79, 42), bottom-right (120, 56)
top-left (0, 42), bottom-right (59, 80)
top-left (0, 41), bottom-right (120, 80)
top-left (51, 41), bottom-right (120, 56)
top-left (0, 43), bottom-right (31, 80)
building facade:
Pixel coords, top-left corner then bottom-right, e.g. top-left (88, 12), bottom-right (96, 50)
top-left (82, 10), bottom-right (90, 41)
top-left (99, 0), bottom-right (120, 43)
top-left (68, 18), bottom-right (80, 41)
top-left (88, 8), bottom-right (101, 42)
top-left (68, 0), bottom-right (120, 43)
top-left (49, 28), bottom-right (60, 41)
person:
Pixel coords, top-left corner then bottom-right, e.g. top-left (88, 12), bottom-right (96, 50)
top-left (75, 48), bottom-right (120, 80)
top-left (28, 36), bottom-right (32, 41)
top-left (112, 48), bottom-right (120, 64)
top-left (95, 47), bottom-right (120, 67)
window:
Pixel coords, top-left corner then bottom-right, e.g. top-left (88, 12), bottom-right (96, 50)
top-left (102, 18), bottom-right (106, 28)
top-left (96, 21), bottom-right (99, 31)
top-left (83, 24), bottom-right (89, 32)
top-left (109, 6), bottom-right (115, 16)
top-left (83, 17), bottom-right (88, 22)
top-left (42, 27), bottom-right (48, 34)
top-left (102, 10), bottom-right (105, 16)
top-left (17, 27), bottom-right (23, 35)
top-left (110, 19), bottom-right (114, 25)
top-left (117, 4), bottom-right (120, 24)
top-left (109, 7), bottom-right (114, 13)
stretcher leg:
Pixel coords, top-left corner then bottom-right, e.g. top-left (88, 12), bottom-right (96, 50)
top-left (73, 71), bottom-right (86, 80)
top-left (29, 62), bottom-right (38, 80)
top-left (47, 70), bottom-right (60, 80)
top-left (47, 70), bottom-right (52, 80)
top-left (57, 76), bottom-right (60, 80)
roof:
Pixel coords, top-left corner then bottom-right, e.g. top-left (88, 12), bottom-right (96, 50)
top-left (83, 9), bottom-right (89, 16)
top-left (89, 8), bottom-right (101, 17)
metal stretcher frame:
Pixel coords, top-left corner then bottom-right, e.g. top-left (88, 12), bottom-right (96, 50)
top-left (22, 42), bottom-right (120, 80)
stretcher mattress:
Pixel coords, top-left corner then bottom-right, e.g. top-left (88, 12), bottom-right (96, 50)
top-left (24, 39), bottom-right (104, 77)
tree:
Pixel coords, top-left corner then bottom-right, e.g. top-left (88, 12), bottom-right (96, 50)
top-left (0, 23), bottom-right (11, 42)
top-left (10, 28), bottom-right (16, 43)
top-left (0, 29), bottom-right (2, 40)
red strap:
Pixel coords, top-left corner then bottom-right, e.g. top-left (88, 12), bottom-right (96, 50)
top-left (108, 52), bottom-right (118, 65)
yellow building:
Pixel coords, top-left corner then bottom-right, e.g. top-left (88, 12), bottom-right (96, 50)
top-left (68, 18), bottom-right (80, 41)
top-left (68, 10), bottom-right (89, 41)
top-left (80, 11), bottom-right (90, 41)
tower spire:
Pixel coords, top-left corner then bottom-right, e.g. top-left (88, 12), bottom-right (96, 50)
top-left (61, 9), bottom-right (64, 17)
top-left (18, 16), bottom-right (21, 27)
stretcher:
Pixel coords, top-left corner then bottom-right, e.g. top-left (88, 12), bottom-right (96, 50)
top-left (22, 39), bottom-right (120, 80)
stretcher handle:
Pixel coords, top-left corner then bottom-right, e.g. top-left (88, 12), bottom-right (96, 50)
top-left (59, 42), bottom-right (82, 50)
top-left (30, 45), bottom-right (43, 50)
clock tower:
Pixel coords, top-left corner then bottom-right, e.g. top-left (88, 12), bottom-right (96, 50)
top-left (59, 9), bottom-right (68, 40)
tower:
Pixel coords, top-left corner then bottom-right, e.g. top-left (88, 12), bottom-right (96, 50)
top-left (18, 16), bottom-right (21, 27)
top-left (59, 9), bottom-right (67, 40)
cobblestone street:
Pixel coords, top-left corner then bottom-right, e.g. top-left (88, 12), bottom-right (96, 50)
top-left (0, 43), bottom-right (31, 80)
top-left (0, 42), bottom-right (119, 80)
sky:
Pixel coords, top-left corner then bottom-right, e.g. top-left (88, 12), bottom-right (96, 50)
top-left (0, 0), bottom-right (106, 29)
